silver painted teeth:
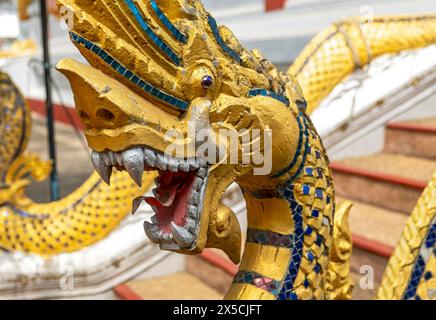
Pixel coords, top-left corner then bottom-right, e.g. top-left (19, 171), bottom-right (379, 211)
top-left (122, 148), bottom-right (144, 187)
top-left (90, 146), bottom-right (206, 186)
top-left (91, 151), bottom-right (112, 185)
top-left (143, 221), bottom-right (160, 243)
top-left (92, 146), bottom-right (209, 250)
top-left (171, 222), bottom-right (195, 247)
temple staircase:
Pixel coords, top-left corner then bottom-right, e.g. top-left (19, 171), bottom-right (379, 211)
top-left (331, 117), bottom-right (436, 298)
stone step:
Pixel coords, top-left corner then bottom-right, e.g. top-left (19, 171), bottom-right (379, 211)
top-left (331, 153), bottom-right (436, 213)
top-left (114, 272), bottom-right (223, 300)
top-left (385, 118), bottom-right (436, 160)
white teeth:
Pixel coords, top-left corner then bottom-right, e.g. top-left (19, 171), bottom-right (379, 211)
top-left (189, 191), bottom-right (199, 205)
top-left (179, 162), bottom-right (190, 172)
top-left (187, 205), bottom-right (198, 219)
top-left (167, 158), bottom-right (179, 172)
top-left (171, 222), bottom-right (194, 247)
top-left (197, 167), bottom-right (207, 178)
top-left (91, 151), bottom-right (112, 185)
top-left (162, 233), bottom-right (173, 241)
top-left (122, 148), bottom-right (144, 187)
top-left (192, 177), bottom-right (203, 191)
top-left (91, 147), bottom-right (206, 179)
top-left (143, 221), bottom-right (160, 243)
top-left (156, 154), bottom-right (168, 170)
top-left (188, 158), bottom-right (199, 170)
top-left (185, 218), bottom-right (196, 233)
top-left (144, 149), bottom-right (156, 167)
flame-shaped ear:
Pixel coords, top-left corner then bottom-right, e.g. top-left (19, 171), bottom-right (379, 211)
top-left (184, 31), bottom-right (214, 65)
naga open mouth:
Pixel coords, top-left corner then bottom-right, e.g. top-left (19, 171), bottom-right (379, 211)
top-left (90, 147), bottom-right (208, 250)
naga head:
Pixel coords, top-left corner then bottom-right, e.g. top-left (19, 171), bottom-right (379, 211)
top-left (57, 0), bottom-right (305, 262)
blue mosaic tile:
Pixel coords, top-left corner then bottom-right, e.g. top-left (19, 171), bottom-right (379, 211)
top-left (424, 271), bottom-right (432, 281)
top-left (307, 250), bottom-right (315, 262)
top-left (207, 14), bottom-right (242, 64)
top-left (302, 185), bottom-right (311, 195)
top-left (124, 0), bottom-right (181, 65)
top-left (272, 112), bottom-right (305, 178)
top-left (312, 209), bottom-right (319, 218)
top-left (70, 32), bottom-right (189, 111)
top-left (305, 167), bottom-right (313, 176)
top-left (247, 229), bottom-right (294, 249)
top-left (425, 222), bottom-right (435, 248)
top-left (315, 235), bottom-right (323, 247)
top-left (289, 292), bottom-right (299, 300)
top-left (149, 0), bottom-right (187, 43)
top-left (278, 183), bottom-right (304, 300)
top-left (305, 226), bottom-right (313, 235)
top-left (303, 279), bottom-right (310, 288)
top-left (233, 271), bottom-right (281, 295)
top-left (403, 255), bottom-right (426, 299)
top-left (314, 264), bottom-right (321, 274)
top-left (315, 188), bottom-right (323, 199)
top-left (286, 115), bottom-right (311, 182)
top-left (247, 88), bottom-right (290, 106)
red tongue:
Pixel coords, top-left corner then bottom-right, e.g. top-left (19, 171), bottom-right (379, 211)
top-left (145, 170), bottom-right (197, 233)
top-left (156, 183), bottom-right (180, 207)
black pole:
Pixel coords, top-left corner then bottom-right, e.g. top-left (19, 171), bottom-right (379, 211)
top-left (39, 0), bottom-right (60, 200)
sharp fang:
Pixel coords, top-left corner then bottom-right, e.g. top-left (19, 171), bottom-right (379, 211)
top-left (91, 151), bottom-right (112, 185)
top-left (132, 196), bottom-right (146, 215)
top-left (171, 222), bottom-right (194, 247)
top-left (143, 221), bottom-right (160, 243)
top-left (122, 148), bottom-right (144, 187)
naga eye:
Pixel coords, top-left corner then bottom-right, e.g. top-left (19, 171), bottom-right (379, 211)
top-left (201, 75), bottom-right (214, 89)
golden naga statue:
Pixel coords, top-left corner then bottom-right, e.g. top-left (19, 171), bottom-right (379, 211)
top-left (0, 0), bottom-right (434, 300)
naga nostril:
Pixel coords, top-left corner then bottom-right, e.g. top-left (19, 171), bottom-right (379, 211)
top-left (96, 108), bottom-right (115, 125)
top-left (78, 110), bottom-right (91, 126)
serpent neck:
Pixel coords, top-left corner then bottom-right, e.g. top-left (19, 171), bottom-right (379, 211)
top-left (225, 113), bottom-right (335, 300)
